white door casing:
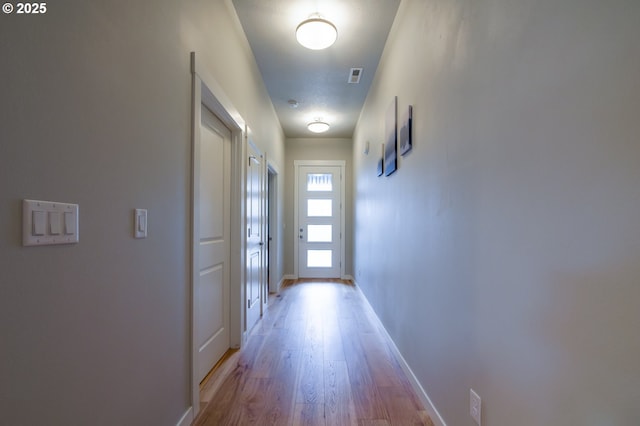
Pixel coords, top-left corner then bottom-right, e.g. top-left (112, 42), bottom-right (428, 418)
top-left (294, 161), bottom-right (345, 278)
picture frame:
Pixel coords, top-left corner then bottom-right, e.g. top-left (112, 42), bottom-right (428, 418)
top-left (384, 97), bottom-right (397, 176)
top-left (400, 105), bottom-right (413, 156)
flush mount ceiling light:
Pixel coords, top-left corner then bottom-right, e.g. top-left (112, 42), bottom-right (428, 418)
top-left (307, 120), bottom-right (330, 133)
top-left (296, 16), bottom-right (338, 50)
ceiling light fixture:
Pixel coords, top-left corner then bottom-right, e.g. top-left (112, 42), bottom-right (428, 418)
top-left (296, 16), bottom-right (337, 50)
top-left (307, 120), bottom-right (330, 133)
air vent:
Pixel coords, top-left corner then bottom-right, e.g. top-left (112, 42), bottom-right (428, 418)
top-left (348, 67), bottom-right (363, 84)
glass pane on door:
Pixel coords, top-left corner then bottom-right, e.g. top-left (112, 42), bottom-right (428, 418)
top-left (307, 199), bottom-right (332, 217)
top-left (307, 250), bottom-right (332, 267)
top-left (307, 225), bottom-right (332, 242)
top-left (307, 173), bottom-right (333, 191)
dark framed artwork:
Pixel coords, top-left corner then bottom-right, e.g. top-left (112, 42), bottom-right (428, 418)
top-left (377, 143), bottom-right (384, 176)
top-left (384, 97), bottom-right (397, 176)
top-left (400, 105), bottom-right (413, 156)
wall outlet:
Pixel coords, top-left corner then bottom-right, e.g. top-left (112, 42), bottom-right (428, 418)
top-left (470, 388), bottom-right (482, 425)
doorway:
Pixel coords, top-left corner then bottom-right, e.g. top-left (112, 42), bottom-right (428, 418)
top-left (294, 160), bottom-right (345, 279)
top-left (196, 106), bottom-right (231, 382)
top-left (190, 52), bottom-right (245, 420)
top-left (245, 141), bottom-right (264, 333)
top-left (267, 165), bottom-right (278, 293)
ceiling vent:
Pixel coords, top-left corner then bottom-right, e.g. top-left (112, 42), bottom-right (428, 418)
top-left (348, 67), bottom-right (363, 84)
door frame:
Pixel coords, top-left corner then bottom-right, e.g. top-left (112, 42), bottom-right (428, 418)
top-left (245, 137), bottom-right (266, 334)
top-left (266, 162), bottom-right (279, 293)
top-left (190, 52), bottom-right (246, 419)
top-left (293, 160), bottom-right (346, 279)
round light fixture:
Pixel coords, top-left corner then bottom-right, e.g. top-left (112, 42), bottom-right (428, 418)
top-left (296, 17), bottom-right (337, 50)
top-left (307, 120), bottom-right (330, 133)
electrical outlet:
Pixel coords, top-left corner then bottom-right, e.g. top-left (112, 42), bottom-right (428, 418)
top-left (470, 388), bottom-right (482, 425)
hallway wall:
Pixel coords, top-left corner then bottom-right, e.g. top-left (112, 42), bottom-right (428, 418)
top-left (284, 138), bottom-right (354, 278)
top-left (353, 0), bottom-right (640, 425)
top-left (0, 1), bottom-right (284, 425)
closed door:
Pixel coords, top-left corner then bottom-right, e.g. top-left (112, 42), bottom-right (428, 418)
top-left (197, 106), bottom-right (230, 381)
top-left (297, 165), bottom-right (342, 278)
top-left (246, 144), bottom-right (263, 332)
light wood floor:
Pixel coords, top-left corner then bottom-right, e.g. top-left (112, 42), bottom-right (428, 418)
top-left (194, 279), bottom-right (434, 426)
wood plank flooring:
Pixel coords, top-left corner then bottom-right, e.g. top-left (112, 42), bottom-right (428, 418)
top-left (194, 279), bottom-right (433, 426)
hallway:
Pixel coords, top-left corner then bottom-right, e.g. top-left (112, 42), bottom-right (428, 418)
top-left (195, 280), bottom-right (433, 426)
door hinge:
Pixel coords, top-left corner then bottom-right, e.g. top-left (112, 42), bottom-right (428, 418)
top-left (248, 299), bottom-right (251, 309)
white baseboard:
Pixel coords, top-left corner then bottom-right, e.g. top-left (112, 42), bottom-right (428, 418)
top-left (283, 274), bottom-right (355, 282)
top-left (353, 280), bottom-right (447, 426)
top-left (176, 407), bottom-right (193, 426)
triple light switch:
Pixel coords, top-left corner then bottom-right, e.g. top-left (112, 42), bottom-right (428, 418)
top-left (23, 199), bottom-right (79, 246)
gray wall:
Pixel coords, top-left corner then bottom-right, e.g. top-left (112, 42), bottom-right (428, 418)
top-left (284, 138), bottom-right (353, 278)
top-left (353, 0), bottom-right (640, 425)
top-left (0, 1), bottom-right (284, 424)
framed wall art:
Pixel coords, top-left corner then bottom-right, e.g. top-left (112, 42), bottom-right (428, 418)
top-left (377, 143), bottom-right (384, 176)
top-left (400, 105), bottom-right (413, 156)
top-left (384, 96), bottom-right (397, 176)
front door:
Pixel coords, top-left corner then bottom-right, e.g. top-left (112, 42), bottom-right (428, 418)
top-left (296, 163), bottom-right (343, 278)
top-left (246, 143), bottom-right (264, 333)
top-left (197, 106), bottom-right (230, 381)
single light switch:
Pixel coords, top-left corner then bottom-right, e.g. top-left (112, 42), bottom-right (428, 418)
top-left (49, 211), bottom-right (61, 235)
top-left (32, 211), bottom-right (46, 236)
top-left (134, 209), bottom-right (147, 239)
top-left (64, 211), bottom-right (76, 235)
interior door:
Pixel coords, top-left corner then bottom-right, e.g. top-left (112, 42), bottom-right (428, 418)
top-left (246, 143), bottom-right (263, 333)
top-left (297, 165), bottom-right (342, 278)
top-left (197, 106), bottom-right (230, 381)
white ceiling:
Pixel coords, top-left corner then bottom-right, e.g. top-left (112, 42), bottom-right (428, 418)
top-left (232, 0), bottom-right (400, 138)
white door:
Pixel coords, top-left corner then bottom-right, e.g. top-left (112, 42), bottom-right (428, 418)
top-left (197, 107), bottom-right (230, 381)
top-left (246, 143), bottom-right (263, 332)
top-left (296, 164), bottom-right (343, 278)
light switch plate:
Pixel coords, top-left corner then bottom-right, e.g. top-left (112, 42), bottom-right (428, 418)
top-left (134, 209), bottom-right (147, 239)
top-left (23, 199), bottom-right (79, 246)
